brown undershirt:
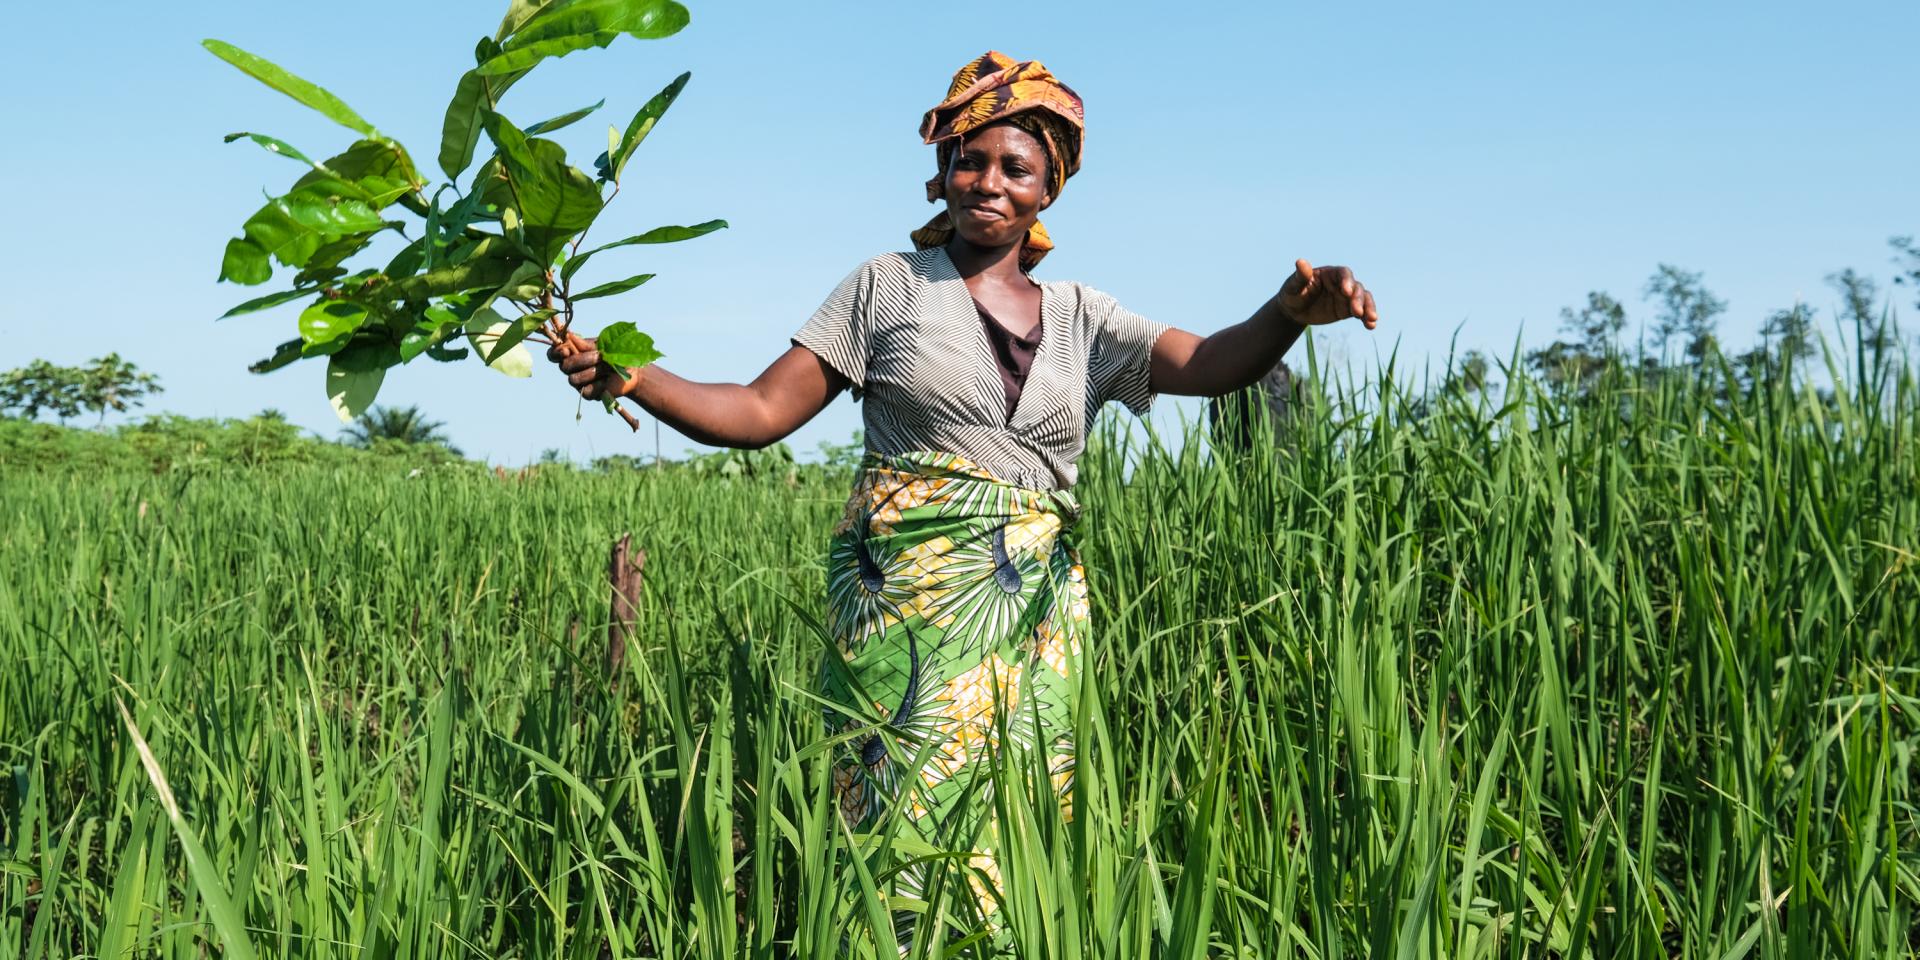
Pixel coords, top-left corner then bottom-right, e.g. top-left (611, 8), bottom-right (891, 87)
top-left (974, 299), bottom-right (1042, 420)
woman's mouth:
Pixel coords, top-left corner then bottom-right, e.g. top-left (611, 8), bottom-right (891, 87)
top-left (962, 205), bottom-right (1004, 220)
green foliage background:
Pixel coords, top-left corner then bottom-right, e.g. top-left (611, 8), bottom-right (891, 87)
top-left (3, 346), bottom-right (1916, 957)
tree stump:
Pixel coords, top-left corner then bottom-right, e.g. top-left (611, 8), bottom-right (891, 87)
top-left (607, 534), bottom-right (646, 677)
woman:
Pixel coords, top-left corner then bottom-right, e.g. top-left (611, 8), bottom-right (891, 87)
top-left (552, 50), bottom-right (1378, 870)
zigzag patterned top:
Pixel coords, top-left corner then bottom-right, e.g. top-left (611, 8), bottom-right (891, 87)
top-left (793, 247), bottom-right (1169, 490)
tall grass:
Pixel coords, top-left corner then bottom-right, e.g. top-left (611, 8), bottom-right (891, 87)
top-left (2, 346), bottom-right (1915, 958)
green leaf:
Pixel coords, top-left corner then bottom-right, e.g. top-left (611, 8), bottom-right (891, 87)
top-left (596, 320), bottom-right (662, 369)
top-left (570, 272), bottom-right (654, 301)
top-left (479, 112), bottom-right (604, 261)
top-left (325, 355), bottom-right (385, 422)
top-left (248, 337), bottom-right (305, 374)
top-left (223, 132), bottom-right (314, 167)
top-left (491, 260), bottom-right (546, 303)
top-left (300, 140), bottom-right (421, 207)
top-left (495, 0), bottom-right (564, 41)
top-left (384, 237), bottom-right (429, 281)
top-left (561, 218), bottom-right (725, 281)
top-left (438, 42), bottom-right (534, 184)
top-left (482, 309), bottom-right (551, 364)
top-left (384, 246), bottom-right (523, 301)
top-left (422, 190), bottom-right (445, 270)
top-left (478, 109), bottom-right (542, 190)
top-left (520, 170), bottom-right (602, 261)
top-left (239, 182), bottom-right (389, 271)
top-left (602, 70), bottom-right (688, 182)
top-left (425, 342), bottom-right (470, 362)
top-left (438, 184), bottom-right (495, 242)
top-left (219, 287), bottom-right (316, 319)
top-left (466, 311), bottom-right (536, 378)
top-left (299, 301), bottom-right (370, 346)
top-left (294, 234), bottom-right (376, 286)
top-left (400, 308), bottom-right (466, 363)
top-left (220, 238), bottom-right (272, 285)
top-left (230, 137), bottom-right (418, 228)
top-left (202, 39), bottom-right (377, 137)
top-left (280, 190), bottom-right (387, 234)
top-left (524, 98), bottom-right (604, 135)
top-left (330, 340), bottom-right (403, 373)
top-left (438, 70), bottom-right (488, 182)
top-left (476, 0), bottom-right (690, 76)
top-left (299, 338), bottom-right (350, 359)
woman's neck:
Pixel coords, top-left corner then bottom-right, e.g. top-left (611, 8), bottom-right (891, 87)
top-left (944, 236), bottom-right (1034, 288)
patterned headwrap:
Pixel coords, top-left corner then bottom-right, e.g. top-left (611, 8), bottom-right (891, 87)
top-left (910, 51), bottom-right (1085, 271)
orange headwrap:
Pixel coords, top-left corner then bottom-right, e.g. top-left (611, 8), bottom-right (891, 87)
top-left (910, 52), bottom-right (1085, 271)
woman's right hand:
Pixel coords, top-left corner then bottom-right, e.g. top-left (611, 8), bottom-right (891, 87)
top-left (547, 335), bottom-right (634, 401)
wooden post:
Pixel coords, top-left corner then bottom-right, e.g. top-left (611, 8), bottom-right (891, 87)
top-left (607, 533), bottom-right (646, 676)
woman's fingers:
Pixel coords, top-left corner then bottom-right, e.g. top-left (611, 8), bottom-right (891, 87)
top-left (1332, 267), bottom-right (1355, 298)
top-left (1290, 260), bottom-right (1380, 328)
top-left (546, 333), bottom-right (617, 398)
top-left (548, 334), bottom-right (597, 364)
top-left (1292, 258), bottom-right (1316, 297)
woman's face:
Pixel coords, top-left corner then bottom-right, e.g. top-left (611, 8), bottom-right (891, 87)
top-left (941, 123), bottom-right (1052, 250)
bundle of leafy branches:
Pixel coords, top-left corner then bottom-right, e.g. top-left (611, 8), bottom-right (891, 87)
top-left (210, 0), bottom-right (722, 426)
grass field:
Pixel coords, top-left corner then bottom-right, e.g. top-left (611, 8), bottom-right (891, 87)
top-left (3, 349), bottom-right (1917, 958)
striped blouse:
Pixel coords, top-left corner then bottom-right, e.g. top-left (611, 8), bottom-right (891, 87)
top-left (792, 247), bottom-right (1170, 490)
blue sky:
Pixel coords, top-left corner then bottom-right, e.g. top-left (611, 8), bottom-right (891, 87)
top-left (3, 1), bottom-right (1914, 464)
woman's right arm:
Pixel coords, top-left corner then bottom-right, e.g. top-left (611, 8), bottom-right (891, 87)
top-left (548, 338), bottom-right (847, 450)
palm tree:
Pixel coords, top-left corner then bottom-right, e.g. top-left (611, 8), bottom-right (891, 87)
top-left (342, 405), bottom-right (461, 454)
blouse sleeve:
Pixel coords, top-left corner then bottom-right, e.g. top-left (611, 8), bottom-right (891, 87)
top-left (791, 259), bottom-right (875, 393)
top-left (1083, 285), bottom-right (1172, 417)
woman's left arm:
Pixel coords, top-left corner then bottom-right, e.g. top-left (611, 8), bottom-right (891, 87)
top-left (1150, 259), bottom-right (1379, 397)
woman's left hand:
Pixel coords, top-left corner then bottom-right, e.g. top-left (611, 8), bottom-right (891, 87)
top-left (1276, 258), bottom-right (1379, 330)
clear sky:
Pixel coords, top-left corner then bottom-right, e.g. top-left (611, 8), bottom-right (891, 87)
top-left (3, 1), bottom-right (1914, 464)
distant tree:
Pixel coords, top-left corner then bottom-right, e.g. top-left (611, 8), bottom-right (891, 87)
top-left (816, 429), bottom-right (866, 471)
top-left (0, 361), bottom-right (83, 423)
top-left (1827, 268), bottom-right (1894, 357)
top-left (0, 354), bottom-right (162, 424)
top-left (80, 354), bottom-right (164, 423)
top-left (1763, 304), bottom-right (1815, 359)
top-left (1528, 291), bottom-right (1626, 392)
top-left (1444, 349), bottom-right (1493, 396)
top-left (684, 442), bottom-right (797, 482)
top-left (591, 453), bottom-right (650, 472)
top-left (1891, 235), bottom-right (1919, 312)
top-left (342, 405), bottom-right (461, 454)
top-left (1736, 303), bottom-right (1817, 382)
top-left (536, 448), bottom-right (571, 467)
top-left (1644, 265), bottom-right (1726, 362)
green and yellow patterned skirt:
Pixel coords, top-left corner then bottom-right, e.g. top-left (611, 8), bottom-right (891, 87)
top-left (821, 451), bottom-right (1086, 843)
